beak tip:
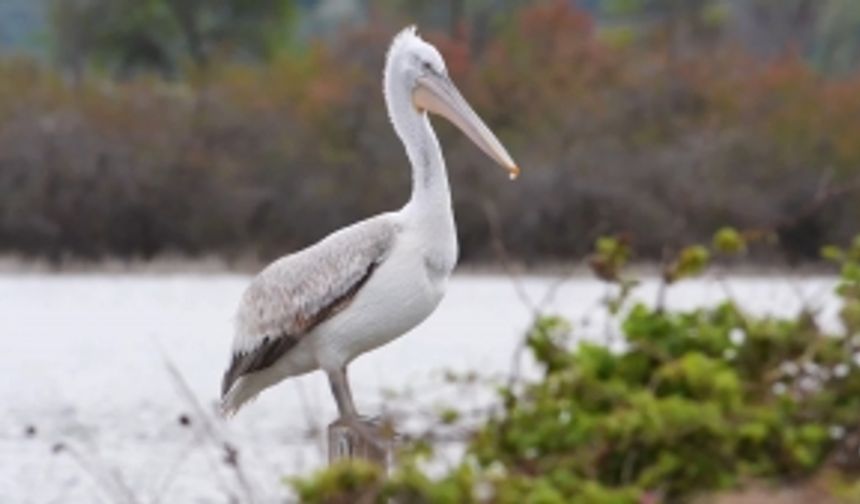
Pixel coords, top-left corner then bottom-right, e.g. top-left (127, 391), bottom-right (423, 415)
top-left (508, 165), bottom-right (520, 181)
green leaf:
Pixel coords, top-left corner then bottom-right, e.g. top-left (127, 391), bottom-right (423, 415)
top-left (713, 227), bottom-right (746, 255)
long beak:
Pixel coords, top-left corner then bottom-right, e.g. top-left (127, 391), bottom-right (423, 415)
top-left (413, 73), bottom-right (520, 180)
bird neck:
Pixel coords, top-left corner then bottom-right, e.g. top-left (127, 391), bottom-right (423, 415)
top-left (391, 101), bottom-right (458, 277)
top-left (387, 85), bottom-right (452, 214)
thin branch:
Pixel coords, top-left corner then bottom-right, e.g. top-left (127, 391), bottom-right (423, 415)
top-left (159, 352), bottom-right (257, 504)
top-left (480, 198), bottom-right (537, 315)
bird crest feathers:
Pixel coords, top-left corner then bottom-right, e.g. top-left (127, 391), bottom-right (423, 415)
top-left (387, 25), bottom-right (421, 61)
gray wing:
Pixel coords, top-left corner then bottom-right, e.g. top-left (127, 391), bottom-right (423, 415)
top-left (221, 215), bottom-right (399, 396)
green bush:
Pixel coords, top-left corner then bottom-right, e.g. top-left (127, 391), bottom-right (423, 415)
top-left (293, 234), bottom-right (860, 503)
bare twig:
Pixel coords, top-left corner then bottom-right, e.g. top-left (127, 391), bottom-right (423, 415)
top-left (480, 198), bottom-right (538, 315)
top-left (774, 172), bottom-right (860, 233)
top-left (53, 442), bottom-right (140, 504)
top-left (159, 352), bottom-right (258, 504)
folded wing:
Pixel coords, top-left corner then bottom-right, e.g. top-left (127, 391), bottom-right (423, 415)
top-left (221, 216), bottom-right (398, 397)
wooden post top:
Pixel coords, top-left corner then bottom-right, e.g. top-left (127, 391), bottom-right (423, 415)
top-left (327, 417), bottom-right (394, 469)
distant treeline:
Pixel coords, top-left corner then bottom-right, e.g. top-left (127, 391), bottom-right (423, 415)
top-left (0, 2), bottom-right (859, 265)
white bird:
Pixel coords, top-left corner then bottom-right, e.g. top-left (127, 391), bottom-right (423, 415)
top-left (220, 27), bottom-right (519, 439)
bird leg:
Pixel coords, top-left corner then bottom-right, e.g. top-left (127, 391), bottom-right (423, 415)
top-left (327, 367), bottom-right (390, 453)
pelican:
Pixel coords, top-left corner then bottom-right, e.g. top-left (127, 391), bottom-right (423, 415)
top-left (220, 27), bottom-right (519, 440)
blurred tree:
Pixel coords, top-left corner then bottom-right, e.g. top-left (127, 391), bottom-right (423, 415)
top-left (50, 0), bottom-right (295, 77)
top-left (811, 0), bottom-right (860, 75)
top-left (51, 0), bottom-right (180, 78)
top-left (727, 0), bottom-right (818, 58)
top-left (599, 0), bottom-right (727, 60)
top-left (176, 0), bottom-right (296, 62)
top-left (378, 0), bottom-right (530, 51)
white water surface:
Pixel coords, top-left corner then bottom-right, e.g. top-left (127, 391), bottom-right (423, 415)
top-left (0, 273), bottom-right (840, 503)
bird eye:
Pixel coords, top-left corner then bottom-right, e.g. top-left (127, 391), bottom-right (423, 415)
top-left (422, 61), bottom-right (434, 73)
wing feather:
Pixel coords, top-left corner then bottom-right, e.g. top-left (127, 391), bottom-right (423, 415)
top-left (221, 216), bottom-right (398, 397)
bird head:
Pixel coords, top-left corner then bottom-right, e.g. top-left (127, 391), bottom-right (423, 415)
top-left (384, 26), bottom-right (519, 180)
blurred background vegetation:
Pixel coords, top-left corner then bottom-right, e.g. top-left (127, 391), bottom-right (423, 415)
top-left (0, 0), bottom-right (859, 265)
